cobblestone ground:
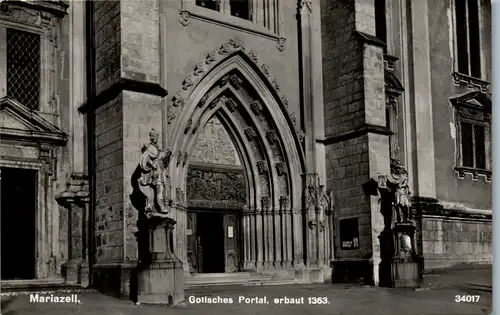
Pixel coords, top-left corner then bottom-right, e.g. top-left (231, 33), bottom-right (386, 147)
top-left (1, 266), bottom-right (492, 315)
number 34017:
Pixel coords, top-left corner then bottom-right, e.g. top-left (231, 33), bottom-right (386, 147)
top-left (455, 295), bottom-right (480, 303)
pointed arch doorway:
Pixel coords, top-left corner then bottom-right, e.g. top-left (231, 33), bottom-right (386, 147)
top-left (167, 49), bottom-right (306, 279)
top-left (186, 115), bottom-right (246, 274)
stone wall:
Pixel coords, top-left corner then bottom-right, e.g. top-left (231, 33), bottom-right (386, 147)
top-left (94, 1), bottom-right (121, 95)
top-left (94, 95), bottom-right (124, 263)
top-left (427, 0), bottom-right (492, 209)
top-left (121, 91), bottom-right (163, 261)
top-left (326, 136), bottom-right (371, 259)
top-left (321, 1), bottom-right (364, 136)
top-left (422, 216), bottom-right (492, 270)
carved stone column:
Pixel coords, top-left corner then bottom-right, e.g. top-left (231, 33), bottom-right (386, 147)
top-left (242, 206), bottom-right (250, 269)
top-left (255, 205), bottom-right (264, 269)
top-left (261, 197), bottom-right (271, 268)
top-left (249, 206), bottom-right (257, 269)
top-left (273, 198), bottom-right (285, 268)
top-left (292, 208), bottom-right (304, 267)
top-left (174, 188), bottom-right (189, 275)
top-left (281, 197), bottom-right (293, 268)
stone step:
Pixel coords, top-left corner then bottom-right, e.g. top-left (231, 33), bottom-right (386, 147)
top-left (187, 275), bottom-right (272, 284)
top-left (189, 272), bottom-right (253, 278)
top-left (186, 279), bottom-right (299, 288)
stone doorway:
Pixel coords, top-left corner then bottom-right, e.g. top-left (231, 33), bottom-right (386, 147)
top-left (0, 167), bottom-right (37, 280)
top-left (187, 210), bottom-right (242, 274)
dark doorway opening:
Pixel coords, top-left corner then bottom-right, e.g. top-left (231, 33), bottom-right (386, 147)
top-left (197, 212), bottom-right (225, 273)
top-left (1, 167), bottom-right (37, 280)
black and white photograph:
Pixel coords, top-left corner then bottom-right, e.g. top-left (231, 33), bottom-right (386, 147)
top-left (0, 0), bottom-right (494, 314)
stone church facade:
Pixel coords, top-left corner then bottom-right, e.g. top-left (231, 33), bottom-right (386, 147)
top-left (0, 0), bottom-right (492, 295)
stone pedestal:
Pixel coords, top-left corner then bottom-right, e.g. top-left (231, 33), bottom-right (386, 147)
top-left (380, 222), bottom-right (423, 288)
top-left (134, 216), bottom-right (184, 305)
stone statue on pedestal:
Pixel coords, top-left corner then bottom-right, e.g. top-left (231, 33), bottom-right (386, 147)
top-left (387, 159), bottom-right (411, 223)
top-left (364, 159), bottom-right (423, 288)
top-left (130, 127), bottom-right (184, 305)
top-left (132, 128), bottom-right (172, 218)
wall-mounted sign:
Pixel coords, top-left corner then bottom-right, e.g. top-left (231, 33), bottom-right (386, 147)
top-left (339, 217), bottom-right (360, 250)
top-left (228, 226), bottom-right (233, 238)
top-left (186, 229), bottom-right (192, 236)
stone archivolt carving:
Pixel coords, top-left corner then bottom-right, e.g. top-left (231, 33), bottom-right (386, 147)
top-left (257, 161), bottom-right (268, 174)
top-left (261, 64), bottom-right (270, 76)
top-left (177, 151), bottom-right (183, 166)
top-left (130, 128), bottom-right (172, 218)
top-left (194, 62), bottom-right (205, 76)
top-left (281, 95), bottom-right (289, 110)
top-left (184, 119), bottom-right (193, 134)
top-left (182, 76), bottom-right (194, 90)
top-left (298, 130), bottom-right (305, 144)
top-left (219, 42), bottom-right (232, 55)
top-left (225, 98), bottom-right (238, 112)
top-left (272, 79), bottom-right (280, 92)
top-left (179, 10), bottom-right (191, 26)
top-left (229, 74), bottom-right (244, 89)
top-left (172, 94), bottom-right (185, 107)
top-left (276, 162), bottom-right (286, 176)
top-left (198, 94), bottom-right (209, 108)
top-left (167, 109), bottom-right (176, 124)
top-left (206, 51), bottom-right (217, 64)
top-left (290, 112), bottom-right (297, 126)
top-left (167, 38), bottom-right (288, 130)
top-left (248, 50), bottom-right (258, 63)
top-left (244, 127), bottom-right (257, 141)
top-left (266, 130), bottom-right (278, 144)
top-left (276, 38), bottom-right (286, 52)
top-left (250, 100), bottom-right (263, 115)
top-left (186, 168), bottom-right (245, 203)
top-left (183, 152), bottom-right (189, 167)
top-left (192, 119), bottom-right (201, 134)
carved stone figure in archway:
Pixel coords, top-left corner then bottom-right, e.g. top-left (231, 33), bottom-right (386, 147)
top-left (131, 128), bottom-right (172, 218)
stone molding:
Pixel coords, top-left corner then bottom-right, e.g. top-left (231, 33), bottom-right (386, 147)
top-left (78, 79), bottom-right (168, 114)
top-left (165, 38), bottom-right (297, 133)
top-left (178, 2), bottom-right (285, 50)
top-left (321, 123), bottom-right (393, 145)
top-left (0, 97), bottom-right (68, 149)
top-left (451, 72), bottom-right (490, 93)
top-left (412, 197), bottom-right (492, 221)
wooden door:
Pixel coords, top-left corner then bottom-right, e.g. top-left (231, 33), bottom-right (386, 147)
top-left (223, 213), bottom-right (239, 272)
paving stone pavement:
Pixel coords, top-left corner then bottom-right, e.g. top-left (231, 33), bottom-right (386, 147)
top-left (1, 267), bottom-right (492, 315)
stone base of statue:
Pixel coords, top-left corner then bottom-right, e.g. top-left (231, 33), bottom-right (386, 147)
top-left (379, 221), bottom-right (423, 288)
top-left (134, 215), bottom-right (184, 305)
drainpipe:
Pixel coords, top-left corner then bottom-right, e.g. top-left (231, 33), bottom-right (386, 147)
top-left (85, 0), bottom-right (96, 286)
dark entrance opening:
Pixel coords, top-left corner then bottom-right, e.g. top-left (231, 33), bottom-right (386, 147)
top-left (197, 212), bottom-right (225, 273)
top-left (1, 167), bottom-right (37, 280)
